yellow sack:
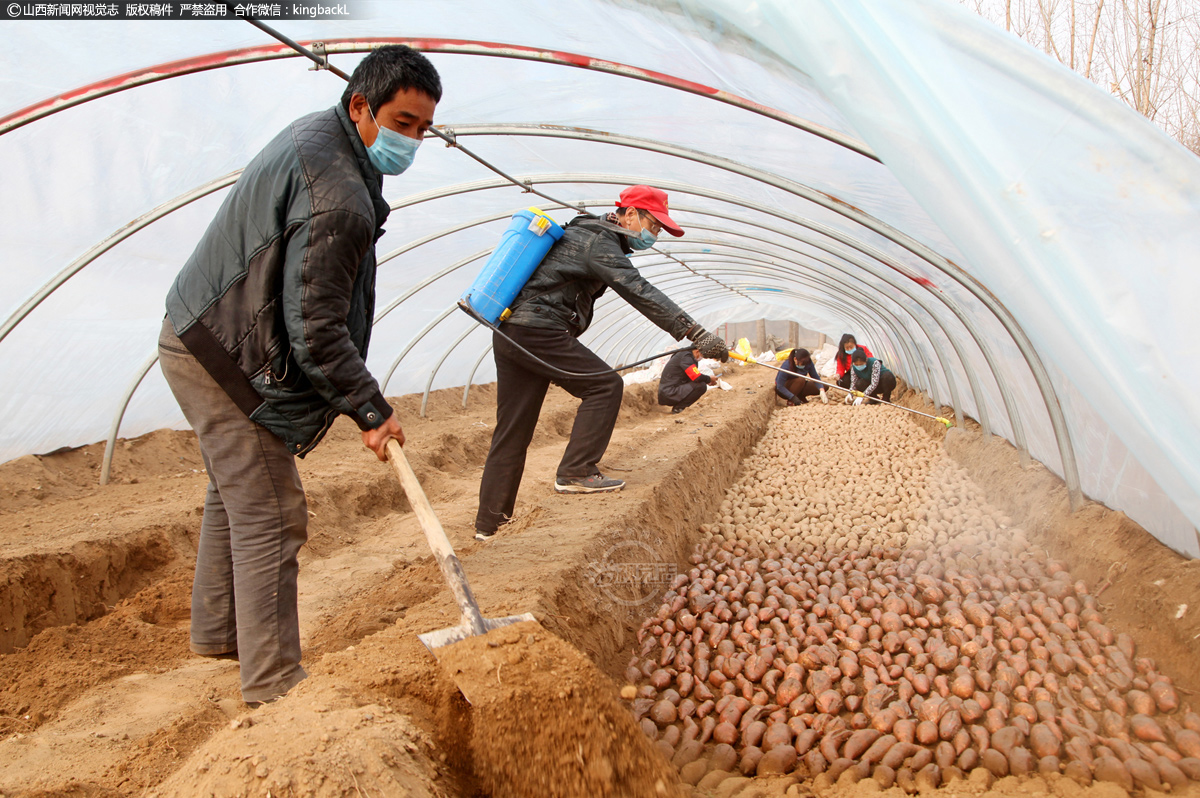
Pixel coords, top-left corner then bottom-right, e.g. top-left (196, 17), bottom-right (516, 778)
top-left (733, 337), bottom-right (754, 362)
top-left (776, 348), bottom-right (793, 362)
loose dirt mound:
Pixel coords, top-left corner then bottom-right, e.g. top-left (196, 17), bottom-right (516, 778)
top-left (153, 682), bottom-right (446, 798)
top-left (438, 620), bottom-right (682, 798)
top-left (1, 372), bottom-right (771, 796)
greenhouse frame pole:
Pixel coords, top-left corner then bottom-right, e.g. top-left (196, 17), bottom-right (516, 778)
top-left (420, 323), bottom-right (482, 417)
top-left (630, 245), bottom-right (954, 415)
top-left (591, 277), bottom-right (915, 396)
top-left (462, 345), bottom-right (495, 408)
top-left (630, 246), bottom-right (965, 424)
top-left (98, 352), bottom-right (161, 486)
top-left (0, 38), bottom-right (876, 160)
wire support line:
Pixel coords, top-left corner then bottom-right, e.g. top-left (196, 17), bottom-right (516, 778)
top-left (647, 246), bottom-right (758, 304)
top-left (244, 19), bottom-right (590, 215)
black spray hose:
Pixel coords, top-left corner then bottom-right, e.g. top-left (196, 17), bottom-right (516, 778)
top-left (457, 301), bottom-right (691, 380)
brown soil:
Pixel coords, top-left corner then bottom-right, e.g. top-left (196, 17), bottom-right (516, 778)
top-left (1, 369), bottom-right (1197, 798)
top-left (0, 369), bottom-right (770, 796)
top-left (438, 619), bottom-right (682, 798)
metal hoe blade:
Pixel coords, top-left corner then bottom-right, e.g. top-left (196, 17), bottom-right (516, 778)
top-left (384, 439), bottom-right (541, 697)
top-left (418, 612), bottom-right (538, 652)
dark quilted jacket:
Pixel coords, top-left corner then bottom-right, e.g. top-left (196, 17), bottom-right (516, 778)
top-left (165, 105), bottom-right (393, 456)
top-left (505, 215), bottom-right (695, 339)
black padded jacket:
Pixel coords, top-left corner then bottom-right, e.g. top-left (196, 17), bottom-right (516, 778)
top-left (165, 105), bottom-right (393, 456)
top-left (504, 215), bottom-right (695, 339)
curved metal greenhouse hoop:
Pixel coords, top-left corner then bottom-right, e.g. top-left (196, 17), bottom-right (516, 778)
top-left (420, 323), bottom-right (485, 417)
top-left (381, 305), bottom-right (459, 394)
top-left (0, 171), bottom-right (241, 349)
top-left (99, 352), bottom-right (161, 486)
top-left (624, 241), bottom-right (971, 424)
top-left (445, 126), bottom-right (1038, 451)
top-left (0, 39), bottom-right (876, 161)
top-left (589, 272), bottom-right (917, 391)
top-left (462, 345), bottom-right (495, 409)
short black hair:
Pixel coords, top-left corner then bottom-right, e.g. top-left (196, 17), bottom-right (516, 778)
top-left (851, 347), bottom-right (867, 363)
top-left (341, 45), bottom-right (442, 113)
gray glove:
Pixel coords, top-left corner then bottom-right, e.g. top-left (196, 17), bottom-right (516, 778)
top-left (690, 328), bottom-right (729, 362)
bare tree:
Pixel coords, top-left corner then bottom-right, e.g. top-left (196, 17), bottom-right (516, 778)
top-left (957, 0), bottom-right (1200, 155)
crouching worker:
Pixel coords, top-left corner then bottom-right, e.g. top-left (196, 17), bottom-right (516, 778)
top-left (848, 347), bottom-right (897, 405)
top-left (775, 348), bottom-right (827, 406)
top-left (658, 346), bottom-right (713, 414)
top-left (474, 185), bottom-right (729, 541)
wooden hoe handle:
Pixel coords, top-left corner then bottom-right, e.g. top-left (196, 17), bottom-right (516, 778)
top-left (385, 439), bottom-right (487, 635)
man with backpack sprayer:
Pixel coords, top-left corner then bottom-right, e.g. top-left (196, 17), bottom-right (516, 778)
top-left (473, 185), bottom-right (729, 541)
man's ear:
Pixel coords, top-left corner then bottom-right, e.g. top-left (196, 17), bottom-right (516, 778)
top-left (348, 92), bottom-right (368, 123)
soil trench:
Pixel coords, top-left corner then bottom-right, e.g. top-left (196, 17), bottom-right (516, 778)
top-left (1, 368), bottom-right (1198, 798)
top-left (0, 370), bottom-right (771, 796)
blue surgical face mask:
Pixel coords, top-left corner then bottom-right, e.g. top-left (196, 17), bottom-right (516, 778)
top-left (365, 106), bottom-right (420, 176)
top-left (628, 213), bottom-right (658, 250)
top-left (854, 363), bottom-right (867, 372)
top-left (629, 228), bottom-right (657, 250)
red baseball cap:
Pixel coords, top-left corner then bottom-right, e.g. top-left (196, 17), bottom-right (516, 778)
top-left (617, 185), bottom-right (684, 237)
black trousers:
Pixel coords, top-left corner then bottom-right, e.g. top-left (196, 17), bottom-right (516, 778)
top-left (837, 372), bottom-right (852, 390)
top-left (475, 324), bottom-right (625, 533)
top-left (778, 377), bottom-right (821, 404)
top-left (864, 372), bottom-right (897, 404)
top-left (658, 380), bottom-right (707, 410)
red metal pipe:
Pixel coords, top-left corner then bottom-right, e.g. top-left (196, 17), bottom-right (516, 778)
top-left (0, 37), bottom-right (876, 160)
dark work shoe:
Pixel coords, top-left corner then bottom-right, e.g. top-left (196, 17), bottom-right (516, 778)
top-left (670, 405), bottom-right (685, 414)
top-left (474, 528), bottom-right (495, 541)
top-left (554, 474), bottom-right (625, 494)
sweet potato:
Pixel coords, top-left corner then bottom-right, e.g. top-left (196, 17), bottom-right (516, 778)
top-left (1093, 755), bottom-right (1133, 791)
top-left (1130, 713), bottom-right (1167, 743)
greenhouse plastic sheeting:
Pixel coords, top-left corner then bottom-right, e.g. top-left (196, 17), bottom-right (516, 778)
top-left (1, 0), bottom-right (1197, 558)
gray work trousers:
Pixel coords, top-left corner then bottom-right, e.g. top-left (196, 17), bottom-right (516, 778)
top-left (158, 318), bottom-right (308, 703)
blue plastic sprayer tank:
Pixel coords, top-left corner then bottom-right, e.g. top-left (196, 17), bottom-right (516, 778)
top-left (460, 208), bottom-right (565, 324)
